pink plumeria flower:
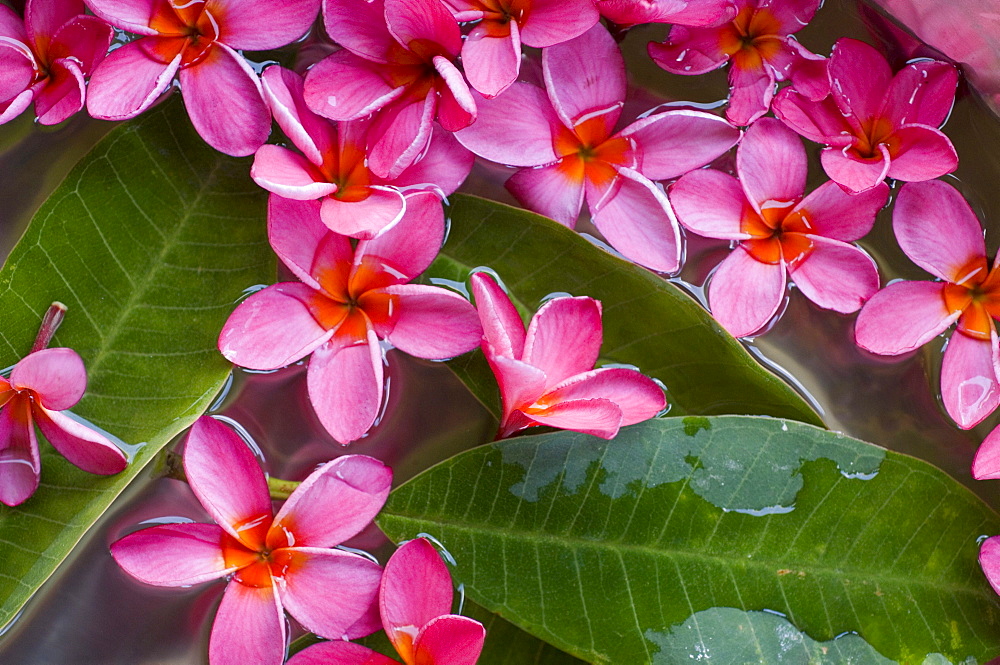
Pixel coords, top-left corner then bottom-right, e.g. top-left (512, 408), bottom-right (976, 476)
top-left (773, 37), bottom-right (959, 193)
top-left (288, 537), bottom-right (486, 665)
top-left (470, 273), bottom-right (666, 439)
top-left (112, 416), bottom-right (390, 665)
top-left (84, 0), bottom-right (320, 156)
top-left (442, 0), bottom-right (599, 98)
top-left (251, 65), bottom-right (472, 239)
top-left (670, 118), bottom-right (887, 338)
top-left (648, 0), bottom-right (822, 126)
top-left (455, 24), bottom-right (740, 273)
top-left (596, 0), bottom-right (736, 29)
top-left (0, 0), bottom-right (112, 125)
top-left (855, 180), bottom-right (1000, 430)
top-left (218, 194), bottom-right (483, 444)
top-left (304, 0), bottom-right (475, 179)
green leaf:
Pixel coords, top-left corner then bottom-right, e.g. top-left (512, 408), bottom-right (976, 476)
top-left (0, 99), bottom-right (271, 627)
top-left (378, 416), bottom-right (1000, 664)
top-left (430, 194), bottom-right (823, 427)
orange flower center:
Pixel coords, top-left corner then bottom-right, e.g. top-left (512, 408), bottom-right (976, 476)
top-left (309, 255), bottom-right (401, 344)
top-left (314, 140), bottom-right (373, 203)
top-left (849, 117), bottom-right (899, 161)
top-left (942, 256), bottom-right (1000, 340)
top-left (553, 114), bottom-right (632, 187)
top-left (718, 6), bottom-right (784, 73)
top-left (147, 0), bottom-right (219, 68)
top-left (740, 199), bottom-right (814, 266)
top-left (476, 0), bottom-right (531, 36)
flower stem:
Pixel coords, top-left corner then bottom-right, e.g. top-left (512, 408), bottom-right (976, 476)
top-left (266, 477), bottom-right (301, 500)
top-left (31, 302), bottom-right (67, 353)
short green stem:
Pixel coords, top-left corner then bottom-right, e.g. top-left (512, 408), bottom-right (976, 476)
top-left (266, 476), bottom-right (301, 500)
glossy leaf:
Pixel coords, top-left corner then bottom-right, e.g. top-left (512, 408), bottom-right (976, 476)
top-left (431, 194), bottom-right (823, 427)
top-left (379, 416), bottom-right (1000, 664)
top-left (0, 99), bottom-right (271, 628)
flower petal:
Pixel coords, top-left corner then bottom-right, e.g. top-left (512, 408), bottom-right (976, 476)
top-left (34, 408), bottom-right (127, 474)
top-left (379, 284), bottom-right (482, 359)
top-left (0, 43), bottom-right (33, 106)
top-left (885, 124), bottom-right (958, 183)
top-left (381, 537), bottom-right (453, 655)
top-left (828, 38), bottom-right (892, 124)
top-left (941, 330), bottom-right (1000, 429)
top-left (854, 280), bottom-right (958, 355)
top-left (413, 615), bottom-right (486, 665)
top-left (433, 55), bottom-right (476, 131)
top-left (669, 169), bottom-right (750, 240)
top-left (525, 397), bottom-right (623, 438)
top-left (355, 189), bottom-right (445, 281)
top-left (792, 180), bottom-right (887, 242)
top-left (389, 126), bottom-right (473, 196)
top-left (544, 367), bottom-right (666, 426)
top-left (506, 162), bottom-right (585, 227)
top-left (368, 94), bottom-right (437, 180)
top-left (11, 347), bottom-right (86, 410)
top-left (83, 0), bottom-right (160, 35)
top-left (271, 455), bottom-right (392, 548)
top-left (32, 58), bottom-right (85, 125)
top-left (648, 25), bottom-right (729, 76)
top-left (307, 332), bottom-right (384, 444)
top-left (384, 0), bottom-right (462, 56)
top-left (523, 296), bottom-right (601, 386)
top-left (453, 82), bottom-right (559, 166)
top-left (882, 60), bottom-right (957, 128)
top-left (0, 397), bottom-right (39, 507)
top-left (488, 353), bottom-right (548, 425)
top-left (621, 109), bottom-right (740, 181)
top-left (462, 23), bottom-right (520, 98)
top-left (261, 65), bottom-right (336, 166)
top-left (707, 246), bottom-right (786, 338)
top-left (110, 522), bottom-right (233, 587)
top-left (980, 536), bottom-right (1000, 597)
top-left (973, 424), bottom-right (1000, 480)
top-left (320, 187), bottom-right (406, 239)
top-left (771, 88), bottom-right (853, 145)
top-left (737, 117), bottom-right (806, 212)
top-left (251, 145), bottom-right (338, 200)
top-left (46, 15), bottom-right (114, 75)
top-left (287, 641), bottom-right (400, 665)
top-left (520, 0), bottom-right (600, 47)
top-left (25, 0), bottom-right (84, 48)
top-left (726, 66), bottom-right (773, 127)
top-left (819, 143), bottom-right (890, 194)
top-left (788, 236), bottom-right (879, 314)
top-left (267, 196), bottom-right (348, 289)
top-left (210, 0), bottom-right (320, 50)
top-left (321, 0), bottom-right (396, 62)
top-left (470, 272), bottom-right (525, 359)
top-left (543, 24), bottom-right (625, 129)
top-left (86, 37), bottom-right (179, 120)
top-left (304, 50), bottom-right (405, 121)
top-left (0, 87), bottom-right (37, 124)
top-left (209, 582), bottom-right (286, 665)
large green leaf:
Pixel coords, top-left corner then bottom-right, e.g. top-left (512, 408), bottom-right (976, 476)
top-left (429, 194), bottom-right (823, 427)
top-left (379, 416), bottom-right (1000, 663)
top-left (0, 100), bottom-right (271, 627)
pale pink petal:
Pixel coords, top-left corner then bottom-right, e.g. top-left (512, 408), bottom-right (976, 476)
top-left (0, 44), bottom-right (33, 106)
top-left (83, 0), bottom-right (159, 35)
top-left (304, 50), bottom-right (405, 121)
top-left (381, 538), bottom-right (453, 651)
top-left (308, 332), bottom-right (384, 444)
top-left (368, 95), bottom-right (437, 180)
top-left (543, 367), bottom-right (666, 425)
top-left (384, 0), bottom-right (462, 56)
top-left (209, 0), bottom-right (320, 50)
top-left (322, 0), bottom-right (395, 62)
top-left (320, 187), bottom-right (406, 239)
top-left (791, 180), bottom-right (887, 242)
top-left (885, 125), bottom-right (958, 183)
top-left (287, 641), bottom-right (400, 665)
top-left (389, 127), bottom-right (474, 195)
top-left (771, 88), bottom-right (853, 145)
top-left (519, 0), bottom-right (599, 46)
top-left (267, 196), bottom-right (347, 289)
top-left (981, 536), bottom-right (1000, 596)
top-left (110, 523), bottom-right (233, 587)
top-left (414, 615), bottom-right (486, 665)
top-left (183, 416), bottom-right (273, 550)
top-left (972, 424), bottom-right (1000, 480)
top-left (276, 548), bottom-right (383, 638)
top-left (0, 397), bottom-right (40, 507)
top-left (489, 353), bottom-right (548, 423)
top-left (523, 296), bottom-right (601, 386)
top-left (726, 68), bottom-right (773, 127)
top-left (669, 169), bottom-right (750, 240)
top-left (46, 15), bottom-right (113, 75)
top-left (788, 236), bottom-right (878, 313)
top-left (251, 145), bottom-right (338, 200)
top-left (218, 282), bottom-right (334, 370)
top-left (433, 55), bottom-right (476, 131)
top-left (179, 43), bottom-right (269, 157)
top-left (506, 162), bottom-right (585, 227)
top-left (737, 118), bottom-right (806, 212)
top-left (209, 582), bottom-right (286, 665)
top-left (470, 272), bottom-right (525, 359)
top-left (454, 83), bottom-right (560, 167)
top-left (32, 58), bottom-right (85, 125)
top-left (819, 144), bottom-right (890, 194)
top-left (543, 24), bottom-right (625, 129)
top-left (707, 246), bottom-right (786, 338)
top-left (34, 408), bottom-right (127, 474)
top-left (462, 22), bottom-right (520, 98)
top-left (648, 26), bottom-right (729, 76)
top-left (379, 284), bottom-right (482, 359)
top-left (940, 330), bottom-right (1000, 429)
top-left (11, 347), bottom-right (85, 410)
top-left (882, 60), bottom-right (957, 128)
top-left (587, 167), bottom-right (682, 273)
top-left (86, 37), bottom-right (180, 120)
top-left (892, 180), bottom-right (985, 283)
top-left (261, 65), bottom-right (336, 165)
top-left (524, 397), bottom-right (623, 438)
top-left (271, 454), bottom-right (392, 548)
top-left (621, 109), bottom-right (740, 180)
top-left (854, 280), bottom-right (958, 355)
top-left (355, 190), bottom-right (445, 280)
top-left (828, 38), bottom-right (892, 123)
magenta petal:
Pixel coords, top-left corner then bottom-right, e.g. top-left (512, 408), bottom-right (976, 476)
top-left (110, 522), bottom-right (233, 587)
top-left (892, 180), bottom-right (985, 283)
top-left (414, 615), bottom-right (486, 665)
top-left (520, 0), bottom-right (599, 47)
top-left (304, 50), bottom-right (405, 121)
top-left (271, 455), bottom-right (392, 548)
top-left (544, 367), bottom-right (666, 426)
top-left (523, 296), bottom-right (601, 386)
top-left (0, 86), bottom-right (36, 124)
top-left (543, 24), bottom-right (625, 129)
top-left (940, 330), bottom-right (1000, 429)
top-left (251, 145), bottom-right (338, 200)
top-left (381, 538), bottom-right (453, 648)
top-left (463, 23), bottom-right (520, 98)
top-left (708, 247), bottom-right (786, 338)
top-left (433, 55), bottom-right (476, 131)
top-left (307, 333), bottom-right (384, 444)
top-left (828, 38), bottom-right (892, 123)
top-left (819, 144), bottom-right (890, 194)
top-left (622, 109), bottom-right (739, 180)
top-left (761, 0), bottom-right (821, 32)
top-left (854, 280), bottom-right (957, 355)
top-left (454, 83), bottom-right (559, 166)
top-left (209, 582), bottom-right (286, 665)
top-left (380, 284), bottom-right (482, 359)
top-left (883, 60), bottom-right (957, 128)
top-left (86, 37), bottom-right (179, 120)
top-left (669, 169), bottom-right (749, 240)
top-left (972, 424), bottom-right (1000, 480)
top-left (0, 398), bottom-right (39, 507)
top-left (726, 67), bottom-right (773, 127)
top-left (83, 0), bottom-right (159, 35)
top-left (885, 124), bottom-right (958, 183)
top-left (32, 58), bottom-right (85, 125)
top-left (526, 397), bottom-right (624, 438)
top-left (25, 0), bottom-right (84, 47)
top-left (390, 126), bottom-right (474, 196)
top-left (12, 347), bottom-right (86, 410)
top-left (183, 417), bottom-right (273, 548)
top-left (470, 272), bottom-right (526, 359)
top-left (788, 236), bottom-right (878, 314)
top-left (771, 88), bottom-right (853, 145)
top-left (507, 162), bottom-right (585, 227)
top-left (385, 0), bottom-right (462, 55)
top-left (489, 354), bottom-right (548, 423)
top-left (356, 189), bottom-right (445, 280)
top-left (46, 15), bottom-right (114, 75)
top-left (212, 0), bottom-right (320, 50)
top-left (0, 44), bottom-right (35, 105)
top-left (34, 408), bottom-right (127, 474)
top-left (981, 536), bottom-right (1000, 596)
top-left (792, 181), bottom-right (887, 242)
top-left (267, 196), bottom-right (345, 288)
top-left (322, 0), bottom-right (395, 63)
top-left (737, 118), bottom-right (806, 212)
top-left (648, 25), bottom-right (729, 76)
top-left (288, 641), bottom-right (400, 665)
top-left (0, 4), bottom-right (26, 40)
top-left (320, 187), bottom-right (406, 239)
top-left (368, 95), bottom-right (436, 180)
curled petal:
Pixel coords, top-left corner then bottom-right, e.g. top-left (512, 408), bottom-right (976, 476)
top-left (380, 284), bottom-right (482, 359)
top-left (771, 88), bottom-right (853, 146)
top-left (368, 95), bottom-right (436, 180)
top-left (304, 50), bottom-right (405, 121)
top-left (211, 0), bottom-right (321, 51)
top-left (12, 347), bottom-right (86, 410)
top-left (251, 145), bottom-right (338, 200)
top-left (111, 522), bottom-right (233, 587)
top-left (525, 397), bottom-right (623, 438)
top-left (707, 246), bottom-right (786, 338)
top-left (462, 22), bottom-right (520, 98)
top-left (389, 127), bottom-right (474, 196)
top-left (854, 280), bottom-right (958, 355)
top-left (33, 58), bottom-right (86, 125)
top-left (506, 162), bottom-right (585, 227)
top-left (307, 331), bottom-right (384, 444)
top-left (209, 582), bottom-right (286, 665)
top-left (941, 330), bottom-right (1000, 429)
top-left (414, 615), bottom-right (487, 665)
top-left (433, 55), bottom-right (476, 132)
top-left (972, 424), bottom-right (1000, 480)
top-left (356, 190), bottom-right (445, 281)
top-left (287, 641), bottom-right (399, 665)
top-left (261, 65), bottom-right (336, 165)
top-left (454, 83), bottom-right (560, 166)
top-left (0, 397), bottom-right (39, 507)
top-left (544, 367), bottom-right (666, 426)
top-left (787, 236), bottom-right (879, 314)
top-left (885, 124), bottom-right (958, 183)
top-left (792, 180), bottom-right (887, 242)
top-left (470, 272), bottom-right (526, 359)
top-left (819, 143), bottom-right (890, 194)
top-left (46, 15), bottom-right (114, 75)
top-left (34, 408), bottom-right (127, 474)
top-left (737, 118), bottom-right (806, 213)
top-left (320, 187), bottom-right (406, 239)
top-left (381, 538), bottom-right (454, 656)
top-left (543, 24), bottom-right (625, 130)
top-left (621, 109), bottom-right (739, 181)
top-left (669, 169), bottom-right (750, 241)
top-left (86, 37), bottom-right (180, 120)
top-left (523, 296), bottom-right (602, 387)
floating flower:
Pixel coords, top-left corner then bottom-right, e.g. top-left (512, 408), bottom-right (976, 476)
top-left (0, 303), bottom-right (127, 507)
top-left (84, 0), bottom-right (321, 156)
top-left (304, 0), bottom-right (475, 179)
top-left (251, 65), bottom-right (472, 239)
top-left (454, 24), bottom-right (740, 273)
top-left (596, 0), bottom-right (736, 29)
top-left (855, 180), bottom-right (1000, 429)
top-left (772, 37), bottom-right (959, 193)
top-left (670, 118), bottom-right (886, 338)
top-left (0, 0), bottom-right (112, 125)
top-left (443, 0), bottom-right (599, 98)
top-left (648, 0), bottom-right (822, 126)
top-left (470, 272), bottom-right (666, 439)
top-left (218, 194), bottom-right (482, 444)
top-left (112, 416), bottom-right (390, 665)
top-left (288, 537), bottom-right (486, 665)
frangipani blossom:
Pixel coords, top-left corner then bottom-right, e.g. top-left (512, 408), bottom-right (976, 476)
top-left (251, 66), bottom-right (472, 239)
top-left (304, 0), bottom-right (476, 179)
top-left (288, 537), bottom-right (485, 665)
top-left (443, 0), bottom-right (600, 98)
top-left (85, 0), bottom-right (321, 156)
top-left (218, 194), bottom-right (482, 444)
top-left (648, 0), bottom-right (822, 126)
top-left (455, 24), bottom-right (740, 273)
top-left (470, 273), bottom-right (666, 439)
top-left (0, 0), bottom-right (112, 125)
top-left (112, 416), bottom-right (390, 665)
top-left (773, 37), bottom-right (959, 193)
top-left (596, 0), bottom-right (736, 28)
top-left (670, 118), bottom-right (886, 338)
top-left (855, 180), bottom-right (1000, 430)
